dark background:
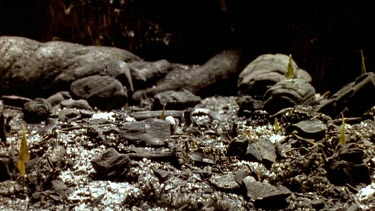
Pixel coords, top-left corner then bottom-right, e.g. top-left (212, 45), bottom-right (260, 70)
top-left (1, 0), bottom-right (374, 94)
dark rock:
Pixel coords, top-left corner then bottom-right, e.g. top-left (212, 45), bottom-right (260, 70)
top-left (0, 114), bottom-right (6, 144)
top-left (263, 79), bottom-right (316, 114)
top-left (246, 139), bottom-right (277, 166)
top-left (0, 154), bottom-right (14, 182)
top-left (0, 36), bottom-right (140, 97)
top-left (238, 53), bottom-right (311, 98)
top-left (286, 119), bottom-right (328, 140)
top-left (227, 135), bottom-right (248, 157)
top-left (128, 59), bottom-right (171, 90)
top-left (151, 167), bottom-right (171, 181)
top-left (243, 176), bottom-right (291, 210)
top-left (60, 99), bottom-right (92, 110)
top-left (46, 91), bottom-right (71, 107)
top-left (23, 98), bottom-right (52, 123)
top-left (153, 90), bottom-right (201, 110)
top-left (132, 49), bottom-right (243, 101)
top-left (119, 118), bottom-right (170, 147)
top-left (236, 95), bottom-right (264, 117)
top-left (327, 143), bottom-right (371, 186)
top-left (70, 75), bottom-right (127, 110)
top-left (316, 72), bottom-right (375, 118)
top-left (91, 148), bottom-right (131, 180)
top-left (1, 95), bottom-right (32, 108)
top-left (86, 125), bottom-right (108, 146)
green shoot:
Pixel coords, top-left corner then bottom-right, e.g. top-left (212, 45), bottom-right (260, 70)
top-left (285, 54), bottom-right (294, 79)
top-left (160, 102), bottom-right (167, 120)
top-left (17, 124), bottom-right (29, 176)
top-left (338, 112), bottom-right (346, 146)
top-left (274, 118), bottom-right (280, 133)
top-left (361, 49), bottom-right (367, 75)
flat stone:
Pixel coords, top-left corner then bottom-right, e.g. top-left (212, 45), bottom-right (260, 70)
top-left (243, 176), bottom-right (291, 210)
top-left (91, 148), bottom-right (131, 180)
top-left (119, 118), bottom-right (170, 147)
top-left (153, 90), bottom-right (201, 110)
top-left (246, 139), bottom-right (277, 166)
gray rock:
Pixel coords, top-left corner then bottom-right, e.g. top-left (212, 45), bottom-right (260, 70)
top-left (23, 98), bottom-right (52, 123)
top-left (132, 49), bottom-right (243, 100)
top-left (238, 53), bottom-right (311, 98)
top-left (60, 99), bottom-right (92, 110)
top-left (91, 148), bottom-right (131, 180)
top-left (0, 36), bottom-right (140, 97)
top-left (63, 60), bottom-right (134, 93)
top-left (263, 78), bottom-right (316, 114)
top-left (153, 90), bottom-right (202, 110)
top-left (243, 176), bottom-right (291, 210)
top-left (286, 119), bottom-right (327, 140)
top-left (315, 72), bottom-right (375, 117)
top-left (128, 59), bottom-right (171, 90)
top-left (70, 75), bottom-right (127, 110)
top-left (46, 91), bottom-right (71, 107)
top-left (246, 139), bottom-right (277, 166)
top-left (119, 118), bottom-right (170, 147)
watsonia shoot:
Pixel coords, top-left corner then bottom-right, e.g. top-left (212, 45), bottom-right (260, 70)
top-left (285, 54), bottom-right (294, 79)
top-left (17, 124), bottom-right (29, 176)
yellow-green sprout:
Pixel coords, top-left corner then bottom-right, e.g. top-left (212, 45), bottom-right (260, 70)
top-left (285, 54), bottom-right (294, 79)
top-left (17, 124), bottom-right (29, 176)
top-left (338, 112), bottom-right (346, 146)
top-left (274, 118), bottom-right (280, 133)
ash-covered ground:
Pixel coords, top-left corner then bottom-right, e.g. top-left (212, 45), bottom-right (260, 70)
top-left (1, 95), bottom-right (375, 210)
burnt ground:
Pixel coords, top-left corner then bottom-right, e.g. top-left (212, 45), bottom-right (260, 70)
top-left (1, 95), bottom-right (375, 210)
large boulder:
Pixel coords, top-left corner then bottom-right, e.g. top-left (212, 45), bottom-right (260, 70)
top-left (0, 36), bottom-right (140, 98)
top-left (132, 49), bottom-right (243, 101)
top-left (238, 53), bottom-right (311, 99)
top-left (70, 75), bottom-right (127, 110)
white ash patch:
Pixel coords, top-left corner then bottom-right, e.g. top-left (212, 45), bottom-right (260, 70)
top-left (356, 183), bottom-right (375, 210)
top-left (92, 112), bottom-right (116, 122)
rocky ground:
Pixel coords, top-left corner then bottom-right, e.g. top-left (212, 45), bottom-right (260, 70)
top-left (1, 36), bottom-right (375, 210)
top-left (0, 94), bottom-right (375, 210)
